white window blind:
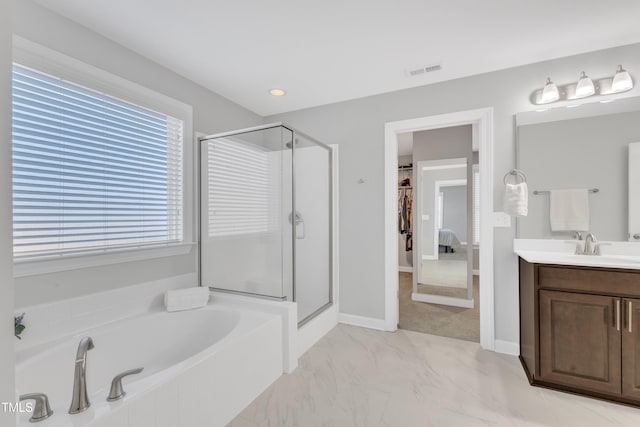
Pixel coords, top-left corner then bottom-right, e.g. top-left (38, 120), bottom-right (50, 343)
top-left (207, 138), bottom-right (276, 237)
top-left (12, 64), bottom-right (184, 259)
top-left (473, 164), bottom-right (480, 245)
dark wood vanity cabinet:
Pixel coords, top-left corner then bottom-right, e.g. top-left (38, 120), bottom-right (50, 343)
top-left (519, 258), bottom-right (640, 407)
top-left (623, 297), bottom-right (640, 400)
top-left (538, 290), bottom-right (621, 394)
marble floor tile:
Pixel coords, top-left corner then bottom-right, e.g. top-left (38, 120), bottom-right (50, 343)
top-left (229, 324), bottom-right (640, 427)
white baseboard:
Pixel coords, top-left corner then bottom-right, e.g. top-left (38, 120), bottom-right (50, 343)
top-left (472, 269), bottom-right (480, 276)
top-left (494, 340), bottom-right (519, 356)
top-left (422, 255), bottom-right (437, 260)
top-left (339, 313), bottom-right (388, 331)
top-left (398, 266), bottom-right (413, 273)
top-left (412, 292), bottom-right (474, 308)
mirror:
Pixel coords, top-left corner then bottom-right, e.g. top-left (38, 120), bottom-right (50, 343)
top-left (516, 96), bottom-right (640, 241)
top-left (415, 158), bottom-right (472, 301)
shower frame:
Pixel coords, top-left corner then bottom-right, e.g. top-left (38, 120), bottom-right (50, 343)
top-left (197, 122), bottom-right (334, 327)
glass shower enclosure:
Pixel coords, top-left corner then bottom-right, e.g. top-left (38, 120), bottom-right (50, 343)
top-left (199, 123), bottom-right (333, 326)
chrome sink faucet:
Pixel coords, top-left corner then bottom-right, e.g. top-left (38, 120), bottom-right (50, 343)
top-left (583, 233), bottom-right (597, 255)
top-left (69, 336), bottom-right (94, 414)
top-left (576, 233), bottom-right (608, 255)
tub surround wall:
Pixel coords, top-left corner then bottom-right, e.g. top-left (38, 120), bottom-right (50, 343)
top-left (14, 274), bottom-right (196, 349)
top-left (12, 0), bottom-right (263, 306)
top-left (267, 42), bottom-right (640, 348)
top-left (0, 0), bottom-right (15, 425)
top-left (210, 292), bottom-right (299, 374)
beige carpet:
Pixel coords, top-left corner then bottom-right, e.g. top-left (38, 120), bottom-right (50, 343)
top-left (399, 272), bottom-right (480, 343)
top-left (420, 248), bottom-right (468, 288)
top-left (420, 259), bottom-right (467, 288)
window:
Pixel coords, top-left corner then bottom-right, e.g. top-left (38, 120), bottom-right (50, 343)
top-left (12, 63), bottom-right (186, 260)
top-left (473, 164), bottom-right (480, 245)
top-left (207, 137), bottom-right (277, 237)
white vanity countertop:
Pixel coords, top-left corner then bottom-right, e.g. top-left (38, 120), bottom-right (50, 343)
top-left (514, 239), bottom-right (640, 270)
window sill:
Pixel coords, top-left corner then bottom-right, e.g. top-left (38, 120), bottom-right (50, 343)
top-left (13, 243), bottom-right (196, 278)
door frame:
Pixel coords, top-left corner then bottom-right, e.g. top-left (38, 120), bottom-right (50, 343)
top-left (384, 107), bottom-right (495, 351)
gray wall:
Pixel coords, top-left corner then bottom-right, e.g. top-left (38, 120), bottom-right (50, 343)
top-left (398, 155), bottom-right (413, 268)
top-left (1, 0), bottom-right (15, 424)
top-left (267, 43), bottom-right (640, 344)
top-left (413, 126), bottom-right (473, 162)
top-left (518, 111), bottom-right (640, 241)
top-left (13, 0), bottom-right (263, 307)
top-left (442, 186), bottom-right (467, 242)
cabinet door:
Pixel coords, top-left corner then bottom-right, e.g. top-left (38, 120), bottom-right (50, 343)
top-left (539, 290), bottom-right (621, 395)
top-left (622, 298), bottom-right (640, 400)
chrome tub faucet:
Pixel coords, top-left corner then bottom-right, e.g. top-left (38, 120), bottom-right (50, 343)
top-left (19, 393), bottom-right (53, 422)
top-left (69, 336), bottom-right (94, 414)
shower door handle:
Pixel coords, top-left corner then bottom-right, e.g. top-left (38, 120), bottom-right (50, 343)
top-left (289, 211), bottom-right (305, 239)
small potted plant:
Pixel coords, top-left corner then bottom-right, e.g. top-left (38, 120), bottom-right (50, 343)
top-left (15, 313), bottom-right (25, 339)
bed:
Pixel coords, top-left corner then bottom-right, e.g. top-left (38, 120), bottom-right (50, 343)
top-left (438, 228), bottom-right (461, 253)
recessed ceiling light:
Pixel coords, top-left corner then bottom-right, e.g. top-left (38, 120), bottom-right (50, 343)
top-left (269, 88), bottom-right (286, 96)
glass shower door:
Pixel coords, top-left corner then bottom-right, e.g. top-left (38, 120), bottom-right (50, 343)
top-left (293, 134), bottom-right (333, 325)
top-left (200, 126), bottom-right (293, 300)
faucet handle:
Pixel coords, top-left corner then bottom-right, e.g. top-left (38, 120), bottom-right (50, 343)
top-left (107, 368), bottom-right (144, 401)
top-left (570, 242), bottom-right (584, 255)
top-left (20, 393), bottom-right (53, 423)
top-left (593, 242), bottom-right (612, 256)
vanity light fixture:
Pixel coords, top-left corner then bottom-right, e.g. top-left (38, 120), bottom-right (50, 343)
top-left (531, 65), bottom-right (634, 105)
top-left (540, 78), bottom-right (559, 103)
top-left (612, 65), bottom-right (633, 92)
top-left (269, 88), bottom-right (286, 96)
top-left (575, 72), bottom-right (595, 98)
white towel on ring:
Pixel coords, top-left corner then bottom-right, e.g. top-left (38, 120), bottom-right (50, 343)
top-left (503, 182), bottom-right (528, 217)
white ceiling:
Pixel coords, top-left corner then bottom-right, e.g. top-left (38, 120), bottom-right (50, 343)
top-left (35, 0), bottom-right (640, 116)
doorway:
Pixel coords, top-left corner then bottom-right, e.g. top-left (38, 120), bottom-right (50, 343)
top-left (384, 108), bottom-right (495, 350)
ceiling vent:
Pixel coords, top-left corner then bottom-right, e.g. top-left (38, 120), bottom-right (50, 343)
top-left (405, 63), bottom-right (442, 78)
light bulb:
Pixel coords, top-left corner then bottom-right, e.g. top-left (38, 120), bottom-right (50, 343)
top-left (575, 72), bottom-right (595, 98)
top-left (540, 78), bottom-right (559, 103)
top-left (611, 65), bottom-right (633, 92)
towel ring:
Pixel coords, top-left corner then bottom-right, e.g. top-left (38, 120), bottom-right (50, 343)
top-left (503, 169), bottom-right (527, 185)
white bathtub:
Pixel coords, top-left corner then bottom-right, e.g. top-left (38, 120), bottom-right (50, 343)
top-left (16, 299), bottom-right (284, 427)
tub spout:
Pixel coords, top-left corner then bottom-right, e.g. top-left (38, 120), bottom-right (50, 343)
top-left (69, 336), bottom-right (94, 414)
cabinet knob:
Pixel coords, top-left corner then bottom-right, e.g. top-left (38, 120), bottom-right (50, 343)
top-left (633, 233), bottom-right (640, 240)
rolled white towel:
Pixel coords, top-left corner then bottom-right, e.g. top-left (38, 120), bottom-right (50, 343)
top-left (164, 287), bottom-right (210, 312)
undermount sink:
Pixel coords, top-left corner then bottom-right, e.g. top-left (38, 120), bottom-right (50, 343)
top-left (513, 239), bottom-right (640, 270)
